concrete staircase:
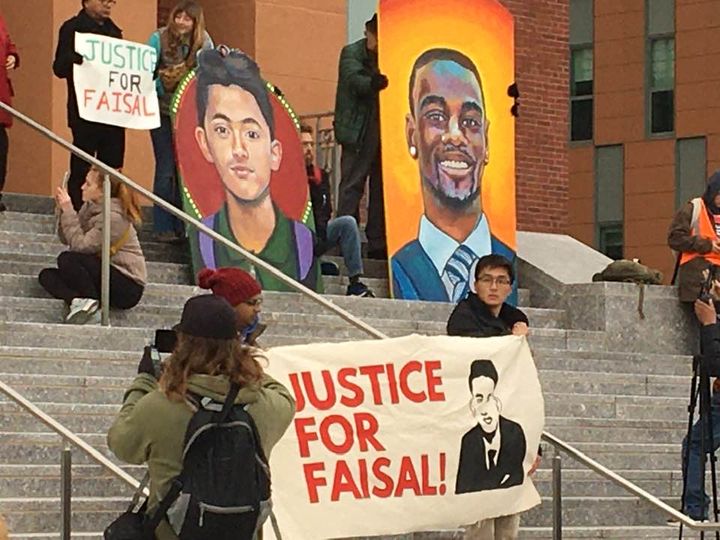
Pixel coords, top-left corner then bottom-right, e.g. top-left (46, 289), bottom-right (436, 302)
top-left (0, 196), bottom-right (701, 539)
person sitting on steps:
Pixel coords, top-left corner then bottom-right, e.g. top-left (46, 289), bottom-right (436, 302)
top-left (38, 166), bottom-right (147, 324)
top-left (301, 123), bottom-right (374, 297)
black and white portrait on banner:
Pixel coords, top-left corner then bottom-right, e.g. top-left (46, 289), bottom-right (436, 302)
top-left (455, 359), bottom-right (526, 494)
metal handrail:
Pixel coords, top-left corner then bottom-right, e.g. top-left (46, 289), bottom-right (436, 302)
top-left (1, 99), bottom-right (718, 534)
top-left (0, 101), bottom-right (386, 340)
top-left (0, 379), bottom-right (143, 493)
top-left (541, 431), bottom-right (720, 531)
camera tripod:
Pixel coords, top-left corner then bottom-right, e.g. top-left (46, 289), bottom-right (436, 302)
top-left (679, 355), bottom-right (720, 539)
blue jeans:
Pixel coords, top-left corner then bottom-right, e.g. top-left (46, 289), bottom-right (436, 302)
top-left (683, 391), bottom-right (720, 519)
top-left (327, 216), bottom-right (363, 277)
top-left (150, 114), bottom-right (182, 234)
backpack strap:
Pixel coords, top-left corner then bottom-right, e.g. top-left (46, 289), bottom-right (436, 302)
top-left (199, 214), bottom-right (217, 269)
top-left (109, 225), bottom-right (132, 257)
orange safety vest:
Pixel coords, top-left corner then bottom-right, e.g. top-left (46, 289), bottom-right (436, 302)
top-left (680, 198), bottom-right (720, 266)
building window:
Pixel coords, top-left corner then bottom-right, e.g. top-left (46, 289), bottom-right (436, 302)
top-left (595, 145), bottom-right (624, 259)
top-left (599, 224), bottom-right (624, 261)
top-left (649, 38), bottom-right (674, 133)
top-left (570, 0), bottom-right (593, 142)
top-left (676, 137), bottom-right (707, 207)
top-left (646, 0), bottom-right (675, 135)
top-left (571, 47), bottom-right (593, 141)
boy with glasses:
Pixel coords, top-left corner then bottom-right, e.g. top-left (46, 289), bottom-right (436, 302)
top-left (446, 254), bottom-right (528, 338)
top-left (447, 254), bottom-right (537, 539)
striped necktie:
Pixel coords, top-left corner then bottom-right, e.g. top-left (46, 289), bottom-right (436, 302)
top-left (441, 244), bottom-right (476, 303)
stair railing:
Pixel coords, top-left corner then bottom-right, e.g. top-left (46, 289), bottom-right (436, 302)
top-left (1, 99), bottom-right (719, 538)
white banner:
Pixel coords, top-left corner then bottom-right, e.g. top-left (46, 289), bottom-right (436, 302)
top-left (264, 334), bottom-right (544, 539)
top-left (73, 33), bottom-right (160, 130)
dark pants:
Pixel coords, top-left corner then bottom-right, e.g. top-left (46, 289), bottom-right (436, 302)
top-left (69, 122), bottom-right (126, 210)
top-left (0, 126), bottom-right (8, 196)
top-left (337, 133), bottom-right (386, 253)
top-left (150, 114), bottom-right (183, 234)
top-left (38, 251), bottom-right (143, 309)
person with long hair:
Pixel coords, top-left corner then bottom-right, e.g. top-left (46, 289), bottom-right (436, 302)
top-left (149, 1), bottom-right (213, 242)
top-left (38, 166), bottom-right (147, 324)
top-left (108, 294), bottom-right (295, 539)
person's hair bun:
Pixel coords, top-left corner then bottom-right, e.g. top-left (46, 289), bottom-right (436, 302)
top-left (197, 268), bottom-right (217, 289)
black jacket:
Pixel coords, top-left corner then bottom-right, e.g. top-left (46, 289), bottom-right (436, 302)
top-left (446, 294), bottom-right (529, 337)
top-left (308, 165), bottom-right (332, 256)
top-left (52, 10), bottom-right (122, 128)
top-left (455, 417), bottom-right (527, 494)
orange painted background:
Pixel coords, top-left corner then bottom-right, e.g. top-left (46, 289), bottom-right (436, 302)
top-left (379, 0), bottom-right (516, 255)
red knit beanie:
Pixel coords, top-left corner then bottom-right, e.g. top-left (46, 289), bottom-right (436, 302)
top-left (197, 267), bottom-right (262, 307)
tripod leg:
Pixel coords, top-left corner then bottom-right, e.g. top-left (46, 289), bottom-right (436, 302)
top-left (701, 374), bottom-right (720, 539)
top-left (680, 366), bottom-right (702, 540)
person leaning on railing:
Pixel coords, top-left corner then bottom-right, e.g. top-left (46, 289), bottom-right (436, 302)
top-left (37, 166), bottom-right (147, 325)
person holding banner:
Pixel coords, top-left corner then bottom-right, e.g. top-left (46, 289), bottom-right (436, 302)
top-left (0, 13), bottom-right (18, 213)
top-left (447, 254), bottom-right (538, 539)
top-left (148, 1), bottom-right (213, 243)
top-left (52, 0), bottom-right (125, 211)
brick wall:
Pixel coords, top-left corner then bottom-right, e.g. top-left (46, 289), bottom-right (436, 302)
top-left (502, 0), bottom-right (570, 233)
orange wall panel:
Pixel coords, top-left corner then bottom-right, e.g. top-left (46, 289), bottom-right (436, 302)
top-left (254, 0), bottom-right (345, 114)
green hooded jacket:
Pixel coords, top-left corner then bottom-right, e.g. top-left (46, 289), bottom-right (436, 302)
top-left (333, 38), bottom-right (378, 146)
top-left (107, 372), bottom-right (295, 540)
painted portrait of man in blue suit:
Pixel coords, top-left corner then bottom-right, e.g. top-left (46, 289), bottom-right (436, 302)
top-left (390, 48), bottom-right (515, 303)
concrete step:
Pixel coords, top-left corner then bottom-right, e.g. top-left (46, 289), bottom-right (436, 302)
top-left (545, 417), bottom-right (688, 444)
top-left (0, 495), bottom-right (679, 533)
top-left (522, 496), bottom-right (674, 527)
top-left (0, 295), bottom-right (565, 333)
top-left (0, 267), bottom-right (391, 299)
top-left (539, 371), bottom-right (689, 398)
top-left (0, 284), bottom-right (539, 325)
top-left (0, 318), bottom-right (578, 352)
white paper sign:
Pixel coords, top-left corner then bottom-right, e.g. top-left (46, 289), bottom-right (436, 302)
top-left (263, 334), bottom-right (544, 539)
top-left (73, 33), bottom-right (160, 130)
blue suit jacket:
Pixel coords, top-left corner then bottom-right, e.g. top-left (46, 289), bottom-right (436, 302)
top-left (391, 236), bottom-right (518, 304)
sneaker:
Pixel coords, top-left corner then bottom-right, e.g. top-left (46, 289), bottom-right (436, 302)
top-left (321, 261), bottom-right (340, 276)
top-left (346, 282), bottom-right (375, 297)
top-left (65, 298), bottom-right (100, 325)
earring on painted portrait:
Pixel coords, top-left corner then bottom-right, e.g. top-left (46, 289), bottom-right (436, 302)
top-left (409, 145), bottom-right (418, 158)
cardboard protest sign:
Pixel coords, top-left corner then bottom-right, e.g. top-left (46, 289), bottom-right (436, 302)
top-left (264, 334), bottom-right (543, 539)
top-left (378, 0), bottom-right (518, 303)
top-left (73, 33), bottom-right (160, 130)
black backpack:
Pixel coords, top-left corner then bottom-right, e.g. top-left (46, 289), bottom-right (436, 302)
top-left (160, 383), bottom-right (276, 540)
